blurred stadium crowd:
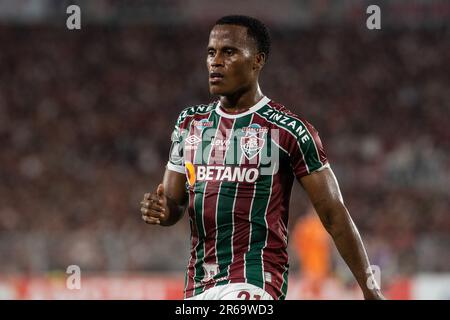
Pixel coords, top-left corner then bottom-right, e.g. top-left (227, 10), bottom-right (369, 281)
top-left (0, 21), bottom-right (448, 289)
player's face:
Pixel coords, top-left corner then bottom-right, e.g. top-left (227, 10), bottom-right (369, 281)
top-left (207, 25), bottom-right (259, 96)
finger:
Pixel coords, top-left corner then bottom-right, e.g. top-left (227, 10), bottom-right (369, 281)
top-left (156, 184), bottom-right (164, 198)
top-left (141, 197), bottom-right (163, 208)
top-left (144, 216), bottom-right (159, 224)
top-left (150, 194), bottom-right (164, 205)
top-left (142, 215), bottom-right (160, 225)
top-left (140, 200), bottom-right (149, 208)
top-left (143, 193), bottom-right (151, 200)
top-left (141, 207), bottom-right (165, 218)
top-left (141, 200), bottom-right (156, 209)
top-left (141, 202), bottom-right (165, 213)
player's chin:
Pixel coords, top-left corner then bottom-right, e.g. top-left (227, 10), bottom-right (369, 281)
top-left (208, 84), bottom-right (228, 96)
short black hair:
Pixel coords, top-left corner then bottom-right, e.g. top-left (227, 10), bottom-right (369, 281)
top-left (214, 15), bottom-right (271, 61)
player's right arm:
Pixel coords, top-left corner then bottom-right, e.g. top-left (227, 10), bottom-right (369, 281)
top-left (140, 169), bottom-right (187, 226)
top-left (140, 108), bottom-right (190, 226)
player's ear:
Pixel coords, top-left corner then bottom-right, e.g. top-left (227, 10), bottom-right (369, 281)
top-left (253, 52), bottom-right (266, 71)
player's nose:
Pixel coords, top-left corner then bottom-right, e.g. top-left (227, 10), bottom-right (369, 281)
top-left (210, 53), bottom-right (224, 67)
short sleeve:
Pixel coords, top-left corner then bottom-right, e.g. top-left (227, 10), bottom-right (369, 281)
top-left (289, 119), bottom-right (329, 179)
top-left (166, 116), bottom-right (186, 174)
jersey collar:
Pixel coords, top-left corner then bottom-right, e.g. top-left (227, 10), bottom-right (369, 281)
top-left (215, 96), bottom-right (271, 119)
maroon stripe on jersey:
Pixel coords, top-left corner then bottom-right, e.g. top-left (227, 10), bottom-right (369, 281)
top-left (185, 189), bottom-right (198, 298)
top-left (227, 167), bottom-right (255, 281)
top-left (252, 111), bottom-right (290, 297)
top-left (201, 117), bottom-right (233, 291)
top-left (228, 113), bottom-right (263, 284)
top-left (184, 113), bottom-right (212, 298)
top-left (201, 186), bottom-right (220, 292)
top-left (261, 169), bottom-right (288, 296)
top-left (286, 130), bottom-right (310, 176)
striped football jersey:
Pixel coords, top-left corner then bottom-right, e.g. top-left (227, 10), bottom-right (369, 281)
top-left (166, 96), bottom-right (328, 299)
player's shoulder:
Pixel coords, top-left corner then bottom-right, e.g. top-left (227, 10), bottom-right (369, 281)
top-left (175, 102), bottom-right (216, 128)
top-left (262, 100), bottom-right (327, 161)
top-left (259, 100), bottom-right (317, 133)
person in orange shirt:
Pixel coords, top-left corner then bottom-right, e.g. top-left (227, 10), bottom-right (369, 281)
top-left (293, 206), bottom-right (331, 299)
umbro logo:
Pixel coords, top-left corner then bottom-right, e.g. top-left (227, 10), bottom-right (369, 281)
top-left (186, 135), bottom-right (201, 145)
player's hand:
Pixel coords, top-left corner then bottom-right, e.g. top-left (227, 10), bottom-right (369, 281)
top-left (140, 184), bottom-right (167, 225)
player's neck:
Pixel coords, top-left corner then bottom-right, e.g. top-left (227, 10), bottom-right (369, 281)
top-left (219, 85), bottom-right (264, 113)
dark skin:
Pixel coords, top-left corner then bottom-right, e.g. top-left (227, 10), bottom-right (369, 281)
top-left (140, 24), bottom-right (385, 300)
top-left (206, 25), bottom-right (265, 110)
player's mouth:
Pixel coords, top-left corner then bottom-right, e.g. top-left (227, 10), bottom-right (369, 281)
top-left (209, 72), bottom-right (224, 84)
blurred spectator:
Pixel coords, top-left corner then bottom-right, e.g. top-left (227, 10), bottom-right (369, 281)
top-left (292, 207), bottom-right (331, 299)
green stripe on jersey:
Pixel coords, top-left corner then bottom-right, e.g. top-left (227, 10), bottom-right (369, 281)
top-left (192, 111), bottom-right (220, 295)
top-left (245, 171), bottom-right (272, 289)
top-left (215, 114), bottom-right (254, 283)
top-left (256, 105), bottom-right (323, 172)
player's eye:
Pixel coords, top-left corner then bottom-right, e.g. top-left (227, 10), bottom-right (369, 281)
top-left (207, 50), bottom-right (215, 57)
top-left (225, 49), bottom-right (234, 55)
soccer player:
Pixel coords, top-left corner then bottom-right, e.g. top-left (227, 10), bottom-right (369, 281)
top-left (140, 15), bottom-right (384, 300)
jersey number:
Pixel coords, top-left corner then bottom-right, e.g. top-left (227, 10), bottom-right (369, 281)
top-left (237, 290), bottom-right (261, 300)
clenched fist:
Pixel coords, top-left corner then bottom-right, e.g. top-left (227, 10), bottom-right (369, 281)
top-left (140, 184), bottom-right (167, 225)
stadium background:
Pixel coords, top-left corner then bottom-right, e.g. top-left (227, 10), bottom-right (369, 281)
top-left (0, 0), bottom-right (448, 299)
